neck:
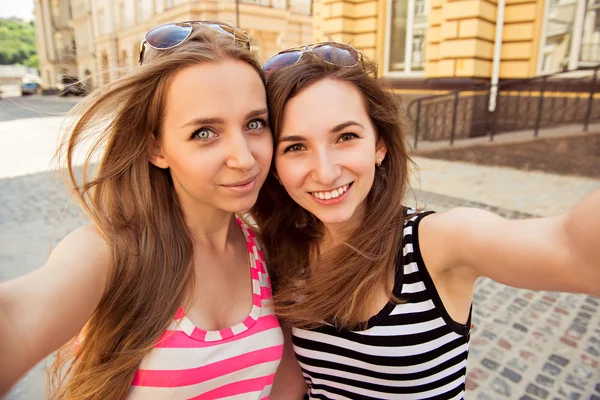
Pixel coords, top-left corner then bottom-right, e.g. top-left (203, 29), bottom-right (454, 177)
top-left (179, 201), bottom-right (238, 253)
top-left (321, 205), bottom-right (365, 250)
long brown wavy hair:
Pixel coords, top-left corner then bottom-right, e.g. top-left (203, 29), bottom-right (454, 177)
top-left (48, 28), bottom-right (264, 399)
top-left (251, 54), bottom-right (413, 330)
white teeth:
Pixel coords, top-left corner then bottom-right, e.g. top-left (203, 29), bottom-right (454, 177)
top-left (310, 184), bottom-right (351, 200)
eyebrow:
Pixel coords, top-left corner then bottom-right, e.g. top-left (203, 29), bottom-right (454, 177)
top-left (279, 120), bottom-right (364, 142)
top-left (179, 108), bottom-right (269, 129)
top-left (331, 121), bottom-right (364, 133)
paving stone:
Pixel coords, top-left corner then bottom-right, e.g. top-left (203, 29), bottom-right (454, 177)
top-left (541, 362), bottom-right (562, 377)
top-left (513, 323), bottom-right (529, 333)
top-left (507, 357), bottom-right (529, 373)
top-left (491, 377), bottom-right (512, 397)
top-left (549, 354), bottom-right (570, 367)
top-left (482, 358), bottom-right (501, 371)
top-left (501, 368), bottom-right (522, 383)
top-left (526, 383), bottom-right (550, 399)
top-left (535, 374), bottom-right (555, 389)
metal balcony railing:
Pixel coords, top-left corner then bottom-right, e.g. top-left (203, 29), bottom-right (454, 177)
top-left (407, 64), bottom-right (600, 149)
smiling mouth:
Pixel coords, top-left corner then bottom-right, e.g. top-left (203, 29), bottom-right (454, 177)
top-left (309, 183), bottom-right (353, 200)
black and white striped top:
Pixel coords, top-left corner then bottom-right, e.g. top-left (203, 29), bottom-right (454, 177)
top-left (292, 210), bottom-right (471, 399)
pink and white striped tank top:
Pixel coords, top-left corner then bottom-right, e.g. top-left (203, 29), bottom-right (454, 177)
top-left (128, 218), bottom-right (283, 399)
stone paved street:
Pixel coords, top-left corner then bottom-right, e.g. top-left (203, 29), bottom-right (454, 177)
top-left (1, 96), bottom-right (599, 399)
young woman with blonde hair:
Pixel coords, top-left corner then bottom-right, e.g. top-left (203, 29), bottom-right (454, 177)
top-left (256, 43), bottom-right (600, 399)
top-left (0, 22), bottom-right (283, 399)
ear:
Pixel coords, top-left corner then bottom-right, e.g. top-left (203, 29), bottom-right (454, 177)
top-left (376, 138), bottom-right (388, 163)
top-left (148, 134), bottom-right (169, 169)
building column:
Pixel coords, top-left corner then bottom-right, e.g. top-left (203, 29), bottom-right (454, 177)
top-left (426, 0), bottom-right (543, 79)
top-left (426, 0), bottom-right (496, 78)
top-left (313, 0), bottom-right (380, 60)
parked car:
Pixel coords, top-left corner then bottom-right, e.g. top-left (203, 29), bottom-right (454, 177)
top-left (21, 81), bottom-right (41, 96)
top-left (59, 76), bottom-right (89, 97)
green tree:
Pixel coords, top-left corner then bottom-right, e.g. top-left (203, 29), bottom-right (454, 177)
top-left (24, 54), bottom-right (39, 69)
top-left (0, 18), bottom-right (38, 66)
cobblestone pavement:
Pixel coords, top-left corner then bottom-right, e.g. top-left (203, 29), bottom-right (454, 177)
top-left (1, 98), bottom-right (599, 399)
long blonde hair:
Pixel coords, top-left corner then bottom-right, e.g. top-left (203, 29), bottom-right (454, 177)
top-left (48, 28), bottom-right (264, 399)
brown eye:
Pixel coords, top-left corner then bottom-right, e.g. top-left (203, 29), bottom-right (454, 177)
top-left (338, 132), bottom-right (358, 142)
top-left (283, 144), bottom-right (306, 153)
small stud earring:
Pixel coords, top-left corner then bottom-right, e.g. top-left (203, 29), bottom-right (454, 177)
top-left (376, 157), bottom-right (383, 167)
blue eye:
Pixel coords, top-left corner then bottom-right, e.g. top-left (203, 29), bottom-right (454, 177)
top-left (192, 128), bottom-right (214, 140)
top-left (247, 119), bottom-right (265, 130)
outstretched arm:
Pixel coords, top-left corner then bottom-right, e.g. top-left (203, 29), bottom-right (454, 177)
top-left (421, 189), bottom-right (600, 296)
top-left (0, 225), bottom-right (111, 395)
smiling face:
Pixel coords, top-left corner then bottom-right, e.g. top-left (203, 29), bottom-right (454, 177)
top-left (274, 78), bottom-right (387, 232)
top-left (150, 59), bottom-right (272, 217)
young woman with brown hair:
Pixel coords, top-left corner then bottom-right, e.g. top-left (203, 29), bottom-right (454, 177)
top-left (255, 43), bottom-right (600, 399)
top-left (0, 22), bottom-right (283, 399)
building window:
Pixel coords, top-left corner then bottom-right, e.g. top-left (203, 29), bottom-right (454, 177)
top-left (539, 0), bottom-right (578, 73)
top-left (386, 0), bottom-right (428, 74)
top-left (579, 0), bottom-right (600, 63)
top-left (539, 0), bottom-right (600, 73)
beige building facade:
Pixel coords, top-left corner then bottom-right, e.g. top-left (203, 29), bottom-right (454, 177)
top-left (35, 0), bottom-right (313, 88)
top-left (313, 0), bottom-right (599, 84)
top-left (34, 0), bottom-right (78, 87)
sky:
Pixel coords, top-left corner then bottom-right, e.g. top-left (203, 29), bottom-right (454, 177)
top-left (0, 0), bottom-right (35, 21)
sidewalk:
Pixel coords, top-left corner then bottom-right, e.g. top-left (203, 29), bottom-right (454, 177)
top-left (411, 156), bottom-right (600, 216)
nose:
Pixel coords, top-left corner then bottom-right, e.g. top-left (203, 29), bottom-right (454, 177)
top-left (311, 149), bottom-right (341, 185)
top-left (226, 132), bottom-right (255, 171)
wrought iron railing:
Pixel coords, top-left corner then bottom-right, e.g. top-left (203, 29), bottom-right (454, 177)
top-left (407, 64), bottom-right (600, 149)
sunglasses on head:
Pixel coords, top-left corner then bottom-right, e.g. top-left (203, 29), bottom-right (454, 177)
top-left (262, 42), bottom-right (362, 81)
top-left (138, 21), bottom-right (250, 65)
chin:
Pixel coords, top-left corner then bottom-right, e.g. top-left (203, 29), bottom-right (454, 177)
top-left (217, 194), bottom-right (258, 214)
top-left (310, 209), bottom-right (357, 226)
top-left (238, 194), bottom-right (262, 212)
